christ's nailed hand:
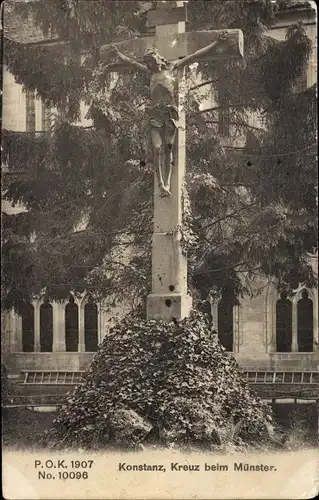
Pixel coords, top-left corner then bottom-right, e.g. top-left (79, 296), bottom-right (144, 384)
top-left (110, 44), bottom-right (120, 56)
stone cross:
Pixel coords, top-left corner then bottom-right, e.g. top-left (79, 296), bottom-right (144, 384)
top-left (100, 1), bottom-right (244, 322)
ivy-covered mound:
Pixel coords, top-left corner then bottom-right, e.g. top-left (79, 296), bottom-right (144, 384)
top-left (49, 311), bottom-right (276, 450)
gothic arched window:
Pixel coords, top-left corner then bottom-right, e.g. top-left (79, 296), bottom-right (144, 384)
top-left (276, 293), bottom-right (292, 352)
top-left (65, 296), bottom-right (79, 352)
top-left (40, 300), bottom-right (53, 352)
top-left (218, 295), bottom-right (234, 352)
top-left (297, 290), bottom-right (313, 352)
top-left (21, 303), bottom-right (34, 352)
top-left (84, 298), bottom-right (98, 352)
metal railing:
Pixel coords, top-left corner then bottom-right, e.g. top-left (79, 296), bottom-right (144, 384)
top-left (243, 371), bottom-right (318, 384)
top-left (20, 369), bottom-right (318, 386)
top-left (22, 370), bottom-right (85, 385)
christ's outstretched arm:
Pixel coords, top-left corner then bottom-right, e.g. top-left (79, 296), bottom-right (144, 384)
top-left (110, 45), bottom-right (149, 73)
top-left (172, 31), bottom-right (228, 71)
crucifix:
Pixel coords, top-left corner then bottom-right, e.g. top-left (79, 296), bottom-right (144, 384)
top-left (100, 1), bottom-right (244, 322)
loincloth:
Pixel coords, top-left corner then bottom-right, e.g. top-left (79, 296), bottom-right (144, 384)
top-left (148, 103), bottom-right (179, 129)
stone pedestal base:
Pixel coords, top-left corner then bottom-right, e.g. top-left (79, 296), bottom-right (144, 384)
top-left (53, 341), bottom-right (66, 352)
top-left (147, 293), bottom-right (192, 322)
top-left (78, 343), bottom-right (86, 353)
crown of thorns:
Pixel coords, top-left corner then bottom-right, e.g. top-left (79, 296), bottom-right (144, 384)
top-left (143, 48), bottom-right (169, 65)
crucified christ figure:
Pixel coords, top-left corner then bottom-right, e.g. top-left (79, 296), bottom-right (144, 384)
top-left (111, 31), bottom-right (228, 197)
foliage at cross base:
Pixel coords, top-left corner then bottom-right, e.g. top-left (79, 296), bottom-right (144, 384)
top-left (48, 311), bottom-right (276, 451)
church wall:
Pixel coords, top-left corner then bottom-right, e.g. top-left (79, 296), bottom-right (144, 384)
top-left (2, 70), bottom-right (26, 131)
top-left (1, 313), bottom-right (13, 367)
top-left (307, 23), bottom-right (317, 86)
top-left (238, 294), bottom-right (268, 362)
top-left (234, 282), bottom-right (319, 371)
top-left (1, 294), bottom-right (129, 375)
top-left (6, 353), bottom-right (94, 373)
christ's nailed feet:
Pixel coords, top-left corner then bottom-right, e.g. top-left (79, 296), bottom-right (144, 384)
top-left (159, 185), bottom-right (172, 197)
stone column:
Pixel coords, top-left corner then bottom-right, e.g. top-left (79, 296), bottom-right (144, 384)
top-left (98, 303), bottom-right (104, 345)
top-left (34, 302), bottom-right (41, 352)
top-left (210, 302), bottom-right (218, 332)
top-left (146, 1), bottom-right (192, 321)
top-left (233, 306), bottom-right (239, 353)
top-left (266, 294), bottom-right (276, 354)
top-left (9, 310), bottom-right (21, 352)
top-left (291, 299), bottom-right (298, 352)
top-left (52, 302), bottom-right (66, 352)
top-left (78, 305), bottom-right (86, 352)
top-left (16, 314), bottom-right (23, 352)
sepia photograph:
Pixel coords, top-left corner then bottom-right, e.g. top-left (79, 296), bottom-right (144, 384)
top-left (1, 0), bottom-right (318, 498)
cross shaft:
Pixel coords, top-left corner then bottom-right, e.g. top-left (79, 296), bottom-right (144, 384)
top-left (99, 2), bottom-right (244, 321)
